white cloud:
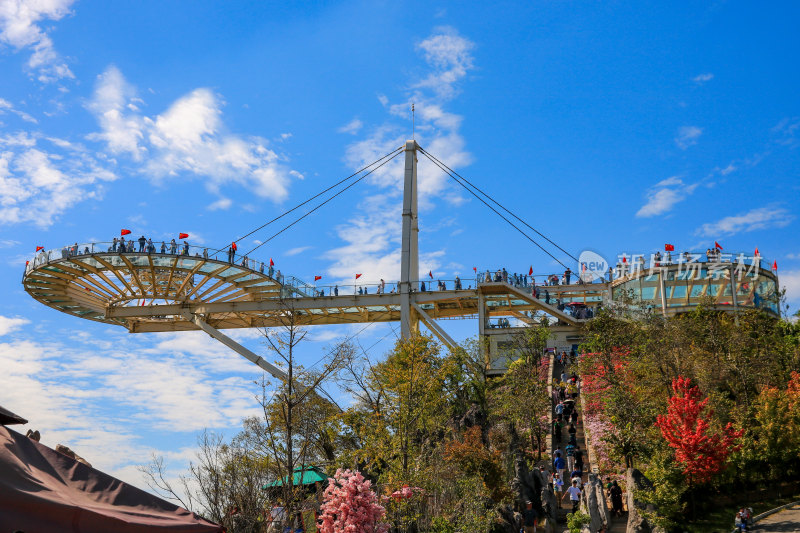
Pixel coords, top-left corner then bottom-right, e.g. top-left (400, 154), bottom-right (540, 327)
top-left (0, 134), bottom-right (117, 227)
top-left (0, 97), bottom-right (37, 123)
top-left (0, 315), bottom-right (29, 335)
top-left (636, 176), bottom-right (697, 218)
top-left (414, 26), bottom-right (475, 99)
top-left (285, 245), bottom-right (312, 256)
top-left (693, 73), bottom-right (713, 84)
top-left (781, 270), bottom-right (800, 310)
top-left (338, 118), bottom-right (363, 135)
top-left (87, 66), bottom-right (298, 203)
top-left (675, 126), bottom-right (702, 149)
top-left (328, 28), bottom-right (475, 284)
top-left (0, 327), bottom-right (268, 487)
top-left (696, 205), bottom-right (795, 237)
top-left (207, 197), bottom-right (232, 211)
top-left (719, 162), bottom-right (736, 175)
top-left (0, 0), bottom-right (75, 82)
top-left (772, 117), bottom-right (800, 147)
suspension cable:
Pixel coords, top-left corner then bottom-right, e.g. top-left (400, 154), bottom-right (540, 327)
top-left (211, 145), bottom-right (403, 256)
top-left (418, 146), bottom-right (580, 264)
top-left (241, 148), bottom-right (403, 257)
top-left (419, 149), bottom-right (571, 271)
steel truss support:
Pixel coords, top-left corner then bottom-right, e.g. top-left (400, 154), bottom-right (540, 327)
top-left (413, 303), bottom-right (457, 351)
top-left (180, 310), bottom-right (288, 381)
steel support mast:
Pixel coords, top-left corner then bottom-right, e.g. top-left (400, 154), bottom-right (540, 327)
top-left (400, 140), bottom-right (420, 339)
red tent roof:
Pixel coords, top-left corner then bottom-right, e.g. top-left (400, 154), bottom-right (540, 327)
top-left (0, 425), bottom-right (222, 532)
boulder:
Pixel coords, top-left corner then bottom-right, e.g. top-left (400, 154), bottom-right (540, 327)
top-left (583, 474), bottom-right (605, 532)
top-left (491, 505), bottom-right (521, 533)
top-left (590, 474), bottom-right (610, 529)
top-left (625, 468), bottom-right (665, 533)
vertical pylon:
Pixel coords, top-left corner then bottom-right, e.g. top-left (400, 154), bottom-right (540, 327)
top-left (400, 140), bottom-right (419, 338)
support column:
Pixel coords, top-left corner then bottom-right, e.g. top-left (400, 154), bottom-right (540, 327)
top-left (181, 311), bottom-right (288, 381)
top-left (400, 140), bottom-right (419, 339)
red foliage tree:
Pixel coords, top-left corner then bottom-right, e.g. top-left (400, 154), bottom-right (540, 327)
top-left (655, 376), bottom-right (744, 484)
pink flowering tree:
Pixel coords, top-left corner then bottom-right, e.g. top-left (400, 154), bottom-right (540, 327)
top-left (319, 469), bottom-right (389, 533)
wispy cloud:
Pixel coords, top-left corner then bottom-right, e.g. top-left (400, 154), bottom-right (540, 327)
top-left (675, 126), bottom-right (702, 149)
top-left (0, 98), bottom-right (37, 123)
top-left (413, 26), bottom-right (475, 99)
top-left (285, 245), bottom-right (312, 256)
top-left (337, 118), bottom-right (363, 135)
top-left (693, 73), bottom-right (714, 84)
top-left (636, 176), bottom-right (698, 218)
top-left (329, 27), bottom-right (475, 284)
top-left (772, 117), bottom-right (800, 147)
top-left (0, 315), bottom-right (29, 335)
top-left (696, 205), bottom-right (795, 237)
top-left (780, 269), bottom-right (800, 308)
top-left (0, 133), bottom-right (117, 227)
top-left (86, 66), bottom-right (300, 203)
top-left (0, 327), bottom-right (266, 486)
top-left (0, 0), bottom-right (75, 82)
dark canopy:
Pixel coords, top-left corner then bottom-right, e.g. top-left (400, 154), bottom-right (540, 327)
top-left (0, 425), bottom-right (222, 532)
top-left (0, 404), bottom-right (27, 425)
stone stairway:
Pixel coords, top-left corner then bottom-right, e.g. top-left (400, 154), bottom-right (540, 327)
top-left (551, 357), bottom-right (628, 531)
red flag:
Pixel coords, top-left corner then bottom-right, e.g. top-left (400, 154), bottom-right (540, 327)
top-left (314, 275), bottom-right (322, 281)
top-left (35, 246), bottom-right (44, 252)
top-left (715, 241), bottom-right (723, 250)
top-left (754, 247), bottom-right (760, 256)
top-left (528, 266), bottom-right (533, 276)
top-left (665, 244), bottom-right (675, 252)
top-left (472, 267), bottom-right (477, 273)
top-left (622, 256), bottom-right (627, 263)
top-left (231, 242), bottom-right (237, 251)
top-left (355, 273), bottom-right (362, 279)
top-left (25, 261), bottom-right (29, 266)
top-left (269, 258), bottom-right (274, 266)
top-left (178, 233), bottom-right (189, 239)
top-left (428, 270), bottom-right (433, 279)
top-left (772, 260), bottom-right (778, 271)
top-left (121, 229), bottom-right (131, 236)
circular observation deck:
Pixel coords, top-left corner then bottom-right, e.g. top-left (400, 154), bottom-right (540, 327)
top-left (22, 242), bottom-right (295, 330)
top-left (609, 253), bottom-right (780, 316)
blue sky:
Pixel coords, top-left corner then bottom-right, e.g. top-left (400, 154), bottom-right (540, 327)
top-left (1, 1), bottom-right (799, 492)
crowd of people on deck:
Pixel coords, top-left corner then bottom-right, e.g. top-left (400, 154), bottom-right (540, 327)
top-left (479, 267), bottom-right (580, 288)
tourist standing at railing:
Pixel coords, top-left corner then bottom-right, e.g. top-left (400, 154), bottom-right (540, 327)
top-left (169, 239), bottom-right (177, 254)
top-left (455, 276), bottom-right (461, 290)
top-left (112, 237), bottom-right (118, 251)
top-left (268, 264), bottom-right (274, 278)
top-left (182, 241), bottom-right (189, 255)
top-left (203, 248), bottom-right (209, 259)
top-left (160, 241), bottom-right (166, 254)
top-left (564, 268), bottom-right (572, 284)
top-left (259, 262), bottom-right (264, 273)
top-left (334, 285), bottom-right (339, 296)
top-left (138, 236), bottom-right (146, 252)
top-left (146, 238), bottom-right (154, 253)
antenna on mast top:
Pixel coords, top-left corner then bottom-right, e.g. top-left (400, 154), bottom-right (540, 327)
top-left (412, 103), bottom-right (415, 140)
